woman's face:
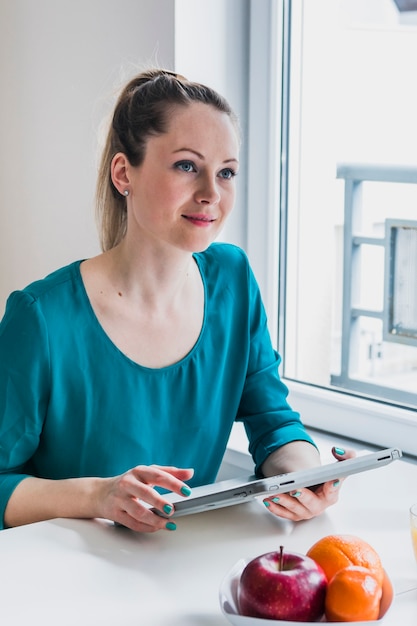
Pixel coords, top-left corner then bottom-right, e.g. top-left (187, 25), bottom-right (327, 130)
top-left (124, 102), bottom-right (240, 254)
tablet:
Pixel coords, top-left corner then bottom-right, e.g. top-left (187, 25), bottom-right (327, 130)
top-left (156, 447), bottom-right (402, 518)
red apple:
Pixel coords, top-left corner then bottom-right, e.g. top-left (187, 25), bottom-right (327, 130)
top-left (238, 546), bottom-right (327, 622)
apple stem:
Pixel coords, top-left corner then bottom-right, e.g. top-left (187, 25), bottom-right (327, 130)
top-left (279, 545), bottom-right (284, 571)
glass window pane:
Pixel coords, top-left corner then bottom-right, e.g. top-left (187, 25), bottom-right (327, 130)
top-left (283, 0), bottom-right (417, 409)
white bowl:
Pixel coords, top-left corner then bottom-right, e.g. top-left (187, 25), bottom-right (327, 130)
top-left (219, 557), bottom-right (392, 625)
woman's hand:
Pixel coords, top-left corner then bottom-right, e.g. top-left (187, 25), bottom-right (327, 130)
top-left (98, 464), bottom-right (194, 532)
top-left (262, 446), bottom-right (356, 522)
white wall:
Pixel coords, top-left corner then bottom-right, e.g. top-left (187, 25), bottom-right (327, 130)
top-left (0, 0), bottom-right (175, 309)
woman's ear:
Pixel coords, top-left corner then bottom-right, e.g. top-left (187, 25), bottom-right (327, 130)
top-left (111, 152), bottom-right (131, 196)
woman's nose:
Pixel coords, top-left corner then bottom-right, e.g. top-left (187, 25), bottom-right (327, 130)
top-left (194, 175), bottom-right (221, 205)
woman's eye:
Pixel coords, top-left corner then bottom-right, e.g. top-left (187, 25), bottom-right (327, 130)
top-left (175, 161), bottom-right (196, 173)
top-left (219, 168), bottom-right (237, 180)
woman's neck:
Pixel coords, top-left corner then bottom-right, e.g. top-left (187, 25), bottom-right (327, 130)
top-left (96, 239), bottom-right (199, 312)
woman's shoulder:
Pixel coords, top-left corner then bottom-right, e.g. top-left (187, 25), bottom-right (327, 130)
top-left (3, 262), bottom-right (83, 318)
top-left (19, 261), bottom-right (83, 301)
top-left (194, 244), bottom-right (258, 309)
top-left (196, 242), bottom-right (250, 271)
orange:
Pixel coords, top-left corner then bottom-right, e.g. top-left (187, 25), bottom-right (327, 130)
top-left (306, 534), bottom-right (384, 587)
top-left (378, 569), bottom-right (394, 619)
top-left (325, 565), bottom-right (382, 622)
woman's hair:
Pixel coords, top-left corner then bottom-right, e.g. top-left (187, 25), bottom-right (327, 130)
top-left (96, 68), bottom-right (238, 251)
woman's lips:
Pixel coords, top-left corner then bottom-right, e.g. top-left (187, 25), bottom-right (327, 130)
top-left (182, 214), bottom-right (216, 227)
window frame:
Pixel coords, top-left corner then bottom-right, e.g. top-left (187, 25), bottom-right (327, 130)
top-left (245, 0), bottom-right (417, 457)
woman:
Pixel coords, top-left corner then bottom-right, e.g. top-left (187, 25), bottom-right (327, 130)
top-left (0, 69), bottom-right (350, 532)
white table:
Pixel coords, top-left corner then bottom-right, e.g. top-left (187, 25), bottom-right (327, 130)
top-left (1, 432), bottom-right (417, 625)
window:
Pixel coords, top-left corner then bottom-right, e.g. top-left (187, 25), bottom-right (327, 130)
top-left (384, 218), bottom-right (417, 348)
top-left (247, 0), bottom-right (417, 455)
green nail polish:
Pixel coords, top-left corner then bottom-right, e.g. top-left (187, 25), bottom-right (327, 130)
top-left (291, 491), bottom-right (302, 498)
top-left (272, 497), bottom-right (280, 503)
top-left (264, 500), bottom-right (270, 507)
top-left (334, 447), bottom-right (345, 455)
top-left (165, 521), bottom-right (176, 531)
top-left (163, 504), bottom-right (173, 515)
top-left (181, 485), bottom-right (192, 497)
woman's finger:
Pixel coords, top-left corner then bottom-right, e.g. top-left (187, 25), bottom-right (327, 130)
top-left (131, 465), bottom-right (194, 497)
top-left (331, 446), bottom-right (357, 461)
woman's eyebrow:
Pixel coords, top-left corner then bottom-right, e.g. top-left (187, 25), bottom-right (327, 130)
top-left (173, 147), bottom-right (239, 165)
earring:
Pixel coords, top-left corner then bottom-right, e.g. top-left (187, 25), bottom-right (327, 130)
top-left (123, 189), bottom-right (129, 197)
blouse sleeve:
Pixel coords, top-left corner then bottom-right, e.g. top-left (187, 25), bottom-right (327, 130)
top-left (235, 261), bottom-right (317, 475)
top-left (0, 290), bottom-right (50, 528)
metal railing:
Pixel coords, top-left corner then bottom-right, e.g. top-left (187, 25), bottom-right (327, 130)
top-left (330, 163), bottom-right (417, 406)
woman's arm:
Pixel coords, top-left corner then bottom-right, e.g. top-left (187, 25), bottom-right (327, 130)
top-left (261, 440), bottom-right (322, 476)
top-left (4, 465), bottom-right (194, 532)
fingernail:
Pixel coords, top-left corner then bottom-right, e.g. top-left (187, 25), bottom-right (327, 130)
top-left (181, 485), bottom-right (192, 497)
top-left (333, 479), bottom-right (340, 487)
top-left (272, 497), bottom-right (280, 503)
top-left (334, 447), bottom-right (345, 455)
top-left (291, 491), bottom-right (302, 498)
top-left (163, 504), bottom-right (173, 515)
top-left (264, 500), bottom-right (270, 507)
top-left (165, 521), bottom-right (176, 531)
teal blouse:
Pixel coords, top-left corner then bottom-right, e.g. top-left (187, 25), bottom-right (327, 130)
top-left (0, 243), bottom-right (314, 528)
